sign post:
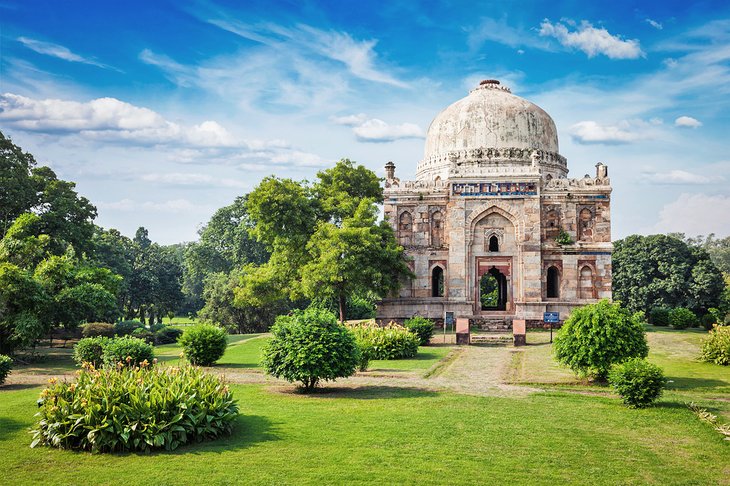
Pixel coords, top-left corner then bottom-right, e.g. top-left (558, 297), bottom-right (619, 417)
top-left (543, 312), bottom-right (559, 343)
top-left (444, 312), bottom-right (454, 344)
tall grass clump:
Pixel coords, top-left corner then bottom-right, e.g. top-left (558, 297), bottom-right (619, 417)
top-left (348, 321), bottom-right (419, 360)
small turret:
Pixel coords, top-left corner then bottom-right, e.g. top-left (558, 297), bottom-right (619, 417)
top-left (595, 162), bottom-right (608, 179)
top-left (385, 161), bottom-right (396, 179)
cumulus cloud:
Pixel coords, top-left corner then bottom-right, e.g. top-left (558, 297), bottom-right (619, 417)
top-left (539, 20), bottom-right (644, 59)
top-left (96, 198), bottom-right (204, 213)
top-left (645, 19), bottom-right (663, 30)
top-left (140, 172), bottom-right (248, 188)
top-left (17, 37), bottom-right (115, 70)
top-left (331, 113), bottom-right (424, 143)
top-left (569, 120), bottom-right (649, 144)
top-left (674, 116), bottom-right (702, 128)
top-left (640, 169), bottom-right (715, 185)
top-left (653, 193), bottom-right (730, 236)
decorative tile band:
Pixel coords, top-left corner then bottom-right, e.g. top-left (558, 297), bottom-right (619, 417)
top-left (452, 182), bottom-right (538, 197)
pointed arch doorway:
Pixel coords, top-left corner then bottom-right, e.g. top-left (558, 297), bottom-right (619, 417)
top-left (475, 257), bottom-right (512, 314)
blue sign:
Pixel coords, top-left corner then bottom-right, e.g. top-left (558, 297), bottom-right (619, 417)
top-left (543, 312), bottom-right (560, 323)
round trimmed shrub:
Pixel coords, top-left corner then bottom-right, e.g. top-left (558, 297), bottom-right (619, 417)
top-left (608, 358), bottom-right (667, 408)
top-left (348, 321), bottom-right (419, 360)
top-left (0, 354), bottom-right (12, 385)
top-left (73, 336), bottom-right (109, 367)
top-left (179, 324), bottom-right (228, 366)
top-left (102, 336), bottom-right (155, 367)
top-left (669, 307), bottom-right (697, 329)
top-left (261, 307), bottom-right (360, 391)
top-left (82, 322), bottom-right (116, 338)
top-left (648, 307), bottom-right (670, 327)
top-left (154, 326), bottom-right (183, 345)
top-left (131, 327), bottom-right (155, 344)
top-left (700, 313), bottom-right (716, 331)
top-left (404, 316), bottom-right (435, 345)
top-left (699, 325), bottom-right (730, 365)
top-left (31, 364), bottom-right (238, 452)
top-left (554, 299), bottom-right (648, 380)
top-left (114, 320), bottom-right (143, 336)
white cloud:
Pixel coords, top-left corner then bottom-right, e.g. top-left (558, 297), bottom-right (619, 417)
top-left (140, 172), bottom-right (248, 188)
top-left (569, 120), bottom-right (649, 144)
top-left (645, 19), bottom-right (663, 30)
top-left (97, 198), bottom-right (206, 213)
top-left (539, 20), bottom-right (644, 59)
top-left (640, 169), bottom-right (715, 185)
top-left (330, 113), bottom-right (368, 126)
top-left (467, 17), bottom-right (552, 51)
top-left (674, 116), bottom-right (702, 128)
top-left (17, 37), bottom-right (115, 70)
top-left (330, 113), bottom-right (424, 143)
top-left (653, 193), bottom-right (730, 236)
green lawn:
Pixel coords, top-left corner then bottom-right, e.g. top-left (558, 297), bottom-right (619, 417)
top-left (368, 345), bottom-right (453, 373)
top-left (1, 383), bottom-right (728, 485)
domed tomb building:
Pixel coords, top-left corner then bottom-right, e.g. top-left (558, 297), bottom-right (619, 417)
top-left (378, 80), bottom-right (612, 328)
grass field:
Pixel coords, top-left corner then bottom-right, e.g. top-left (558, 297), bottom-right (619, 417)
top-left (1, 326), bottom-right (728, 485)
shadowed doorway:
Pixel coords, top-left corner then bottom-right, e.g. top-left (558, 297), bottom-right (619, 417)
top-left (480, 266), bottom-right (507, 311)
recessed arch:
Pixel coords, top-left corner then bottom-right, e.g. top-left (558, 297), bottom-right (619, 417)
top-left (547, 266), bottom-right (560, 298)
top-left (488, 235), bottom-right (499, 252)
top-left (431, 265), bottom-right (444, 297)
top-left (466, 203), bottom-right (522, 243)
top-left (579, 265), bottom-right (595, 299)
top-left (398, 211), bottom-right (413, 246)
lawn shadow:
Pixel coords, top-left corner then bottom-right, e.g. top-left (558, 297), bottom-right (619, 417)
top-left (215, 362), bottom-right (260, 370)
top-left (1, 383), bottom-right (42, 392)
top-left (0, 417), bottom-right (28, 441)
top-left (666, 376), bottom-right (729, 391)
top-left (277, 385), bottom-right (439, 400)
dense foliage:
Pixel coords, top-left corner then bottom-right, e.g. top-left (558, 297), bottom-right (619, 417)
top-left (154, 326), bottom-right (183, 345)
top-left (31, 363), bottom-right (238, 452)
top-left (608, 358), bottom-right (667, 408)
top-left (648, 307), bottom-right (670, 327)
top-left (261, 307), bottom-right (360, 391)
top-left (114, 320), bottom-right (143, 336)
top-left (700, 325), bottom-right (730, 365)
top-left (73, 336), bottom-right (109, 367)
top-left (404, 316), bottom-right (435, 345)
top-left (348, 321), bottom-right (420, 360)
top-left (554, 300), bottom-right (649, 379)
top-left (669, 307), bottom-right (697, 329)
top-left (0, 354), bottom-right (12, 384)
top-left (82, 323), bottom-right (116, 338)
top-left (613, 234), bottom-right (724, 314)
top-left (101, 336), bottom-right (155, 367)
top-left (179, 324), bottom-right (228, 366)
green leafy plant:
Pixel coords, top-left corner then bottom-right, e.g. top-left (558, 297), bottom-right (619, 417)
top-left (699, 325), bottom-right (730, 365)
top-left (553, 299), bottom-right (648, 380)
top-left (73, 336), bottom-right (109, 367)
top-left (404, 316), bottom-right (435, 345)
top-left (700, 313), bottom-right (716, 331)
top-left (81, 322), bottom-right (116, 338)
top-left (178, 324), bottom-right (228, 366)
top-left (154, 326), bottom-right (183, 345)
top-left (113, 320), bottom-right (143, 336)
top-left (261, 307), bottom-right (360, 391)
top-left (31, 363), bottom-right (238, 452)
top-left (556, 229), bottom-right (573, 246)
top-left (348, 321), bottom-right (419, 360)
top-left (669, 307), bottom-right (697, 329)
top-left (608, 358), bottom-right (667, 408)
top-left (102, 336), bottom-right (155, 367)
top-left (131, 327), bottom-right (155, 344)
top-left (0, 354), bottom-right (12, 385)
top-left (648, 307), bottom-right (670, 327)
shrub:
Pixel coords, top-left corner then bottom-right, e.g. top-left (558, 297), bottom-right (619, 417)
top-left (131, 327), bottom-right (155, 344)
top-left (149, 322), bottom-right (166, 333)
top-left (700, 313), bottom-right (716, 331)
top-left (648, 307), bottom-right (670, 327)
top-left (178, 324), bottom-right (228, 366)
top-left (348, 321), bottom-right (419, 360)
top-left (0, 354), bottom-right (12, 385)
top-left (31, 364), bottom-right (238, 452)
top-left (81, 322), bottom-right (116, 338)
top-left (356, 341), bottom-right (373, 372)
top-left (669, 307), bottom-right (697, 329)
top-left (73, 336), bottom-right (109, 367)
top-left (699, 325), bottom-right (730, 365)
top-left (261, 307), bottom-right (360, 391)
top-left (404, 316), bottom-right (435, 345)
top-left (608, 358), bottom-right (667, 408)
top-left (154, 326), bottom-right (183, 345)
top-left (114, 320), bottom-right (143, 336)
top-left (553, 299), bottom-right (648, 380)
top-left (102, 336), bottom-right (155, 367)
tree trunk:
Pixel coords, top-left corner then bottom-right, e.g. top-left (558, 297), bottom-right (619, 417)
top-left (338, 293), bottom-right (346, 323)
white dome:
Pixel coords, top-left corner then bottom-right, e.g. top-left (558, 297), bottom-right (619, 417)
top-left (416, 80), bottom-right (567, 181)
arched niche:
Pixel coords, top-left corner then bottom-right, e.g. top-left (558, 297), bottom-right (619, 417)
top-left (547, 266), bottom-right (560, 298)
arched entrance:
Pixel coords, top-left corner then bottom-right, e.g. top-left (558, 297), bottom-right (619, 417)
top-left (480, 266), bottom-right (507, 311)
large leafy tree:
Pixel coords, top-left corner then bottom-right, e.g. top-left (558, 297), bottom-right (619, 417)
top-left (239, 159), bottom-right (410, 321)
top-left (0, 262), bottom-right (49, 354)
top-left (613, 234), bottom-right (725, 314)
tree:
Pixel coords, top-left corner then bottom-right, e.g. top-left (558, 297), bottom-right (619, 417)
top-left (613, 234), bottom-right (725, 314)
top-left (0, 263), bottom-right (48, 354)
top-left (0, 131), bottom-right (38, 236)
top-left (240, 159), bottom-right (411, 321)
top-left (553, 299), bottom-right (648, 380)
top-left (261, 307), bottom-right (360, 392)
top-left (0, 213), bottom-right (50, 269)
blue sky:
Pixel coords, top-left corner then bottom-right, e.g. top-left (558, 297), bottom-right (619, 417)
top-left (1, 0), bottom-right (729, 244)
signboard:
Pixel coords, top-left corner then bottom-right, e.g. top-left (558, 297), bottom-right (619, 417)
top-left (444, 312), bottom-right (455, 326)
top-left (543, 312), bottom-right (560, 323)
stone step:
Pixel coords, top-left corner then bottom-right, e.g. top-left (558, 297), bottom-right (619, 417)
top-left (470, 335), bottom-right (513, 345)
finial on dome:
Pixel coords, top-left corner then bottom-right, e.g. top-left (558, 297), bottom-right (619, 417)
top-left (474, 79), bottom-right (511, 93)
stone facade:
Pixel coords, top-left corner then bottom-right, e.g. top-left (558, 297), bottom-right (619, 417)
top-left (377, 80), bottom-right (612, 328)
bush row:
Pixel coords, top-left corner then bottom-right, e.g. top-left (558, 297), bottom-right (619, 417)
top-left (648, 306), bottom-right (728, 330)
top-left (82, 321), bottom-right (183, 345)
top-left (348, 321), bottom-right (420, 361)
top-left (73, 336), bottom-right (155, 368)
